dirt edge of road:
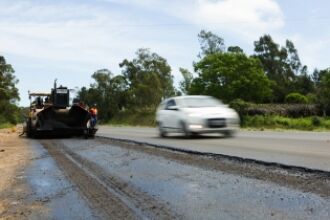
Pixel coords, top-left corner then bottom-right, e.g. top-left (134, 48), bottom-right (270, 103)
top-left (0, 129), bottom-right (46, 219)
top-left (96, 136), bottom-right (330, 198)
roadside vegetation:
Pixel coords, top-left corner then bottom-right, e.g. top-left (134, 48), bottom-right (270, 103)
top-left (2, 30), bottom-right (330, 131)
top-left (107, 111), bottom-right (330, 131)
top-left (0, 56), bottom-right (20, 128)
top-left (242, 116), bottom-right (330, 131)
top-left (108, 110), bottom-right (156, 127)
top-left (77, 30), bottom-right (330, 131)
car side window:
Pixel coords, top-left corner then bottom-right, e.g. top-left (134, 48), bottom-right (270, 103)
top-left (165, 99), bottom-right (176, 110)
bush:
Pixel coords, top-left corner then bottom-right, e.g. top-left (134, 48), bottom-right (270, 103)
top-left (229, 99), bottom-right (252, 116)
top-left (306, 93), bottom-right (317, 104)
top-left (0, 123), bottom-right (14, 129)
top-left (311, 116), bottom-right (321, 126)
top-left (109, 110), bottom-right (156, 126)
top-left (285, 93), bottom-right (308, 104)
top-left (243, 103), bottom-right (320, 118)
top-left (241, 115), bottom-right (325, 130)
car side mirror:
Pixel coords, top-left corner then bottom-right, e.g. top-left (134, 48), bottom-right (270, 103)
top-left (167, 106), bottom-right (179, 111)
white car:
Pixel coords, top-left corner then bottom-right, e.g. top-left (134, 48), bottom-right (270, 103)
top-left (156, 95), bottom-right (240, 137)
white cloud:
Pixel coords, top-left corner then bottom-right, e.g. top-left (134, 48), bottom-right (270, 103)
top-left (0, 0), bottom-right (285, 66)
top-left (193, 0), bottom-right (284, 31)
top-left (297, 37), bottom-right (330, 70)
top-left (0, 1), bottom-right (147, 66)
top-left (114, 0), bottom-right (285, 39)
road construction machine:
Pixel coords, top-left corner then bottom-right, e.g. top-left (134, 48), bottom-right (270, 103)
top-left (24, 80), bottom-right (97, 138)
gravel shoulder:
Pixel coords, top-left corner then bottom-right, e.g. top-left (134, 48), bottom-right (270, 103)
top-left (0, 129), bottom-right (96, 220)
top-left (0, 129), bottom-right (43, 219)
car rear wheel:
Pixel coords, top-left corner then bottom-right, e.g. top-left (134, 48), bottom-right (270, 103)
top-left (158, 122), bottom-right (167, 137)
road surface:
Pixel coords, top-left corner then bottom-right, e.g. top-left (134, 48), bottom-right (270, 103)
top-left (98, 126), bottom-right (330, 172)
top-left (1, 129), bottom-right (330, 219)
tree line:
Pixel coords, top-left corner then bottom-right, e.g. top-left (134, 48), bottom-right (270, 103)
top-left (78, 30), bottom-right (330, 121)
top-left (1, 30), bottom-right (330, 125)
top-left (77, 48), bottom-right (177, 120)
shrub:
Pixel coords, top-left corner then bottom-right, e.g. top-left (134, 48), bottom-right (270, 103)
top-left (311, 116), bottom-right (321, 126)
top-left (229, 99), bottom-right (252, 116)
top-left (285, 93), bottom-right (308, 104)
top-left (243, 103), bottom-right (320, 117)
top-left (242, 115), bottom-right (320, 130)
top-left (306, 93), bottom-right (317, 104)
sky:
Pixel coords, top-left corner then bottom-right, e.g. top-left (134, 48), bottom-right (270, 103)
top-left (0, 0), bottom-right (329, 106)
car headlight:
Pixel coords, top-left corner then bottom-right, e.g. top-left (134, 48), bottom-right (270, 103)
top-left (189, 124), bottom-right (203, 129)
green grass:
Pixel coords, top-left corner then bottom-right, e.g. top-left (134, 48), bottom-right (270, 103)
top-left (242, 115), bottom-right (330, 131)
top-left (0, 123), bottom-right (15, 129)
top-left (107, 111), bottom-right (156, 127)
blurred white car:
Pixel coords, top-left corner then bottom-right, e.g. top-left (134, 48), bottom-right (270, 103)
top-left (156, 95), bottom-right (240, 138)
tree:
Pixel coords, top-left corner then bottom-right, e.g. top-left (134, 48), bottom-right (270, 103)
top-left (227, 46), bottom-right (244, 54)
top-left (292, 71), bottom-right (314, 95)
top-left (109, 75), bottom-right (129, 111)
top-left (190, 52), bottom-right (272, 103)
top-left (179, 68), bottom-right (193, 94)
top-left (315, 68), bottom-right (330, 115)
top-left (312, 68), bottom-right (328, 86)
top-left (253, 35), bottom-right (305, 102)
top-left (0, 56), bottom-right (19, 102)
top-left (77, 69), bottom-right (131, 120)
top-left (119, 48), bottom-right (175, 109)
top-left (77, 69), bottom-right (113, 119)
top-left (0, 55), bottom-right (20, 124)
top-left (198, 30), bottom-right (225, 57)
top-left (285, 40), bottom-right (302, 75)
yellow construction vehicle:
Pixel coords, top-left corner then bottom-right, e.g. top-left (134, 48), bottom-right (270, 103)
top-left (24, 80), bottom-right (97, 138)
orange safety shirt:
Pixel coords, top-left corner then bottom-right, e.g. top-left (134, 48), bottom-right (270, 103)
top-left (90, 108), bottom-right (98, 116)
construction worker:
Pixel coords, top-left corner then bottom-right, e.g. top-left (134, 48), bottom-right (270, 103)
top-left (89, 104), bottom-right (98, 127)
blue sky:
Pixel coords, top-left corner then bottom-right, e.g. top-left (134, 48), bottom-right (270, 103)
top-left (0, 0), bottom-right (329, 106)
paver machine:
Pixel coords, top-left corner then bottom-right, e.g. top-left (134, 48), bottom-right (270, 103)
top-left (24, 80), bottom-right (97, 138)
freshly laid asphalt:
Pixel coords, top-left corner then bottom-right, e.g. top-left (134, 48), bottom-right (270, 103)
top-left (97, 126), bottom-right (330, 172)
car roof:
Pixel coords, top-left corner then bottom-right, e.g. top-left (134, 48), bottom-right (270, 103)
top-left (171, 95), bottom-right (212, 100)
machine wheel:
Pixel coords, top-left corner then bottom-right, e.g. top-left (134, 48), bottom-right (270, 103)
top-left (84, 120), bottom-right (92, 139)
top-left (84, 121), bottom-right (96, 139)
top-left (84, 129), bottom-right (89, 139)
top-left (157, 122), bottom-right (167, 137)
top-left (26, 118), bottom-right (34, 138)
top-left (89, 128), bottom-right (96, 139)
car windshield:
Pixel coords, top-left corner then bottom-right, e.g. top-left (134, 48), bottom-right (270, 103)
top-left (181, 97), bottom-right (222, 108)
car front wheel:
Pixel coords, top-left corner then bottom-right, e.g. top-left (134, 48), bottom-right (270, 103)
top-left (181, 121), bottom-right (192, 138)
top-left (222, 130), bottom-right (236, 138)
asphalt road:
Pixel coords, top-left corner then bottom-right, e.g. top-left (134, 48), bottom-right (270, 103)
top-left (97, 126), bottom-right (330, 172)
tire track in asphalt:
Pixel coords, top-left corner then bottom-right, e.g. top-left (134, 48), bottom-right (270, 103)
top-left (41, 140), bottom-right (177, 220)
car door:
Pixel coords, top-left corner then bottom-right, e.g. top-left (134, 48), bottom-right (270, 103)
top-left (156, 100), bottom-right (167, 125)
top-left (164, 99), bottom-right (180, 129)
